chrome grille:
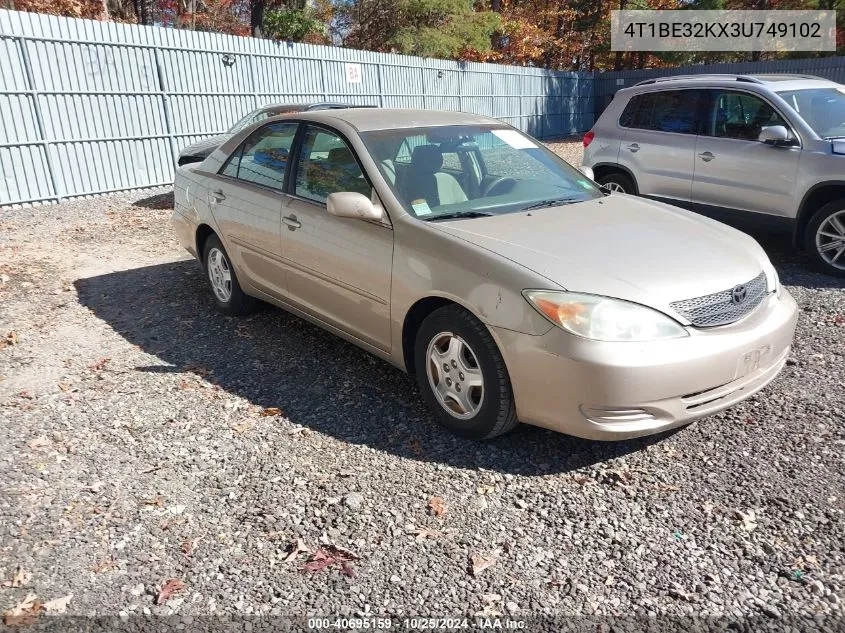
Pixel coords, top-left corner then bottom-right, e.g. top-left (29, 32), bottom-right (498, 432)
top-left (670, 271), bottom-right (769, 327)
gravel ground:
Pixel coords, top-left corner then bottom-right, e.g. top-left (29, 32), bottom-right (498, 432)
top-left (1, 142), bottom-right (844, 628)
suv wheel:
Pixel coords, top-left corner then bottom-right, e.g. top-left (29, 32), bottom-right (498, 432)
top-left (806, 200), bottom-right (845, 277)
top-left (597, 172), bottom-right (636, 195)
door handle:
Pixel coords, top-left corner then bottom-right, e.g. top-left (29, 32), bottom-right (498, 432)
top-left (627, 143), bottom-right (640, 153)
top-left (282, 214), bottom-right (301, 231)
top-left (211, 189), bottom-right (226, 202)
top-left (698, 151), bottom-right (715, 162)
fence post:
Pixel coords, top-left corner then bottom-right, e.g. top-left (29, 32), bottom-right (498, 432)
top-left (420, 65), bottom-right (427, 110)
top-left (376, 63), bottom-right (385, 108)
top-left (319, 58), bottom-right (328, 101)
top-left (153, 47), bottom-right (177, 167)
top-left (17, 36), bottom-right (62, 203)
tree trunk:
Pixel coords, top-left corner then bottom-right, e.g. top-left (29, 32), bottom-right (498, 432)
top-left (251, 0), bottom-right (265, 37)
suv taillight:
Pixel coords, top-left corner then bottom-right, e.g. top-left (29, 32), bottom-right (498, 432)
top-left (583, 130), bottom-right (595, 148)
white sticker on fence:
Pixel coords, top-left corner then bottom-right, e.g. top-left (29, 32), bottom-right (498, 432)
top-left (492, 129), bottom-right (537, 149)
top-left (345, 63), bottom-right (363, 84)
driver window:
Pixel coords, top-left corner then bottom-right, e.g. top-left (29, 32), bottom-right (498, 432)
top-left (294, 126), bottom-right (371, 204)
top-left (708, 91), bottom-right (788, 141)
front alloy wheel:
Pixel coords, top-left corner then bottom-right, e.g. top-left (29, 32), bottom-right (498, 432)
top-left (425, 332), bottom-right (485, 420)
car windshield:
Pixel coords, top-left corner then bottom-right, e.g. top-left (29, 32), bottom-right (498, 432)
top-left (360, 125), bottom-right (602, 220)
top-left (776, 87), bottom-right (845, 139)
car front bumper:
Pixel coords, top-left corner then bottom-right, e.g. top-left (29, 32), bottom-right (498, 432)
top-left (492, 289), bottom-right (798, 440)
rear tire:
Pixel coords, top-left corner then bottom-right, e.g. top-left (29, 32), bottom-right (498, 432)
top-left (202, 234), bottom-right (259, 316)
top-left (805, 200), bottom-right (845, 277)
top-left (597, 172), bottom-right (636, 195)
top-left (413, 304), bottom-right (518, 439)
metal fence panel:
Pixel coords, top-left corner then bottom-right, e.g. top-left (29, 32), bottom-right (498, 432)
top-left (0, 8), bottom-right (590, 206)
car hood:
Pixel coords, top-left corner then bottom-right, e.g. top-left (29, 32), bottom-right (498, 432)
top-left (179, 134), bottom-right (229, 158)
top-left (433, 195), bottom-right (772, 321)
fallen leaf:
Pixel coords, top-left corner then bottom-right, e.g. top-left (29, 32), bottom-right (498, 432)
top-left (2, 566), bottom-right (31, 588)
top-left (481, 593), bottom-right (501, 604)
top-left (155, 578), bottom-right (185, 605)
top-left (0, 331), bottom-right (18, 349)
top-left (181, 537), bottom-right (202, 558)
top-left (230, 420), bottom-right (253, 434)
top-left (27, 436), bottom-right (50, 450)
top-left (427, 496), bottom-right (447, 518)
top-left (288, 426), bottom-right (311, 436)
top-left (656, 483), bottom-right (680, 493)
top-left (260, 407), bottom-right (282, 417)
top-left (476, 485), bottom-right (496, 495)
top-left (88, 357), bottom-right (110, 371)
top-left (2, 593), bottom-right (40, 626)
top-left (302, 545), bottom-right (358, 576)
top-left (142, 496), bottom-right (164, 507)
top-left (283, 538), bottom-right (310, 563)
top-left (571, 474), bottom-right (593, 486)
top-left (42, 594), bottom-right (72, 613)
top-left (469, 552), bottom-right (498, 576)
top-left (735, 510), bottom-right (758, 532)
top-left (407, 526), bottom-right (442, 541)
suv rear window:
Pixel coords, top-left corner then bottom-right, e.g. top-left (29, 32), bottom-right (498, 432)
top-left (619, 90), bottom-right (704, 135)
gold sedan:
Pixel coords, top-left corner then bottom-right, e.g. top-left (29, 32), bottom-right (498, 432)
top-left (172, 108), bottom-right (798, 440)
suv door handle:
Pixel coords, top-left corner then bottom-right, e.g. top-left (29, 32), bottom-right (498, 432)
top-left (282, 214), bottom-right (301, 231)
top-left (211, 189), bottom-right (226, 202)
top-left (698, 151), bottom-right (715, 162)
top-left (627, 143), bottom-right (640, 153)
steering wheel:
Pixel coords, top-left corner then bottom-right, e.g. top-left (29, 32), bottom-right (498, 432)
top-left (482, 176), bottom-right (517, 197)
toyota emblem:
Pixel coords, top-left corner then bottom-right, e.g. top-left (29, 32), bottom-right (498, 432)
top-left (731, 284), bottom-right (748, 305)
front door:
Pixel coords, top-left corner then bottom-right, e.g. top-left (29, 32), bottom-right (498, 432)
top-left (691, 89), bottom-right (801, 222)
top-left (207, 121), bottom-right (298, 298)
top-left (280, 124), bottom-right (394, 351)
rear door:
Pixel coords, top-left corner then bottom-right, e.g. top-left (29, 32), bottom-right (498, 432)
top-left (617, 89), bottom-right (706, 203)
top-left (691, 89), bottom-right (801, 222)
top-left (280, 124), bottom-right (394, 351)
top-left (206, 121), bottom-right (298, 298)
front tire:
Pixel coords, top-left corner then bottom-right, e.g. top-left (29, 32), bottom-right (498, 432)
top-left (414, 305), bottom-right (518, 439)
top-left (597, 172), bottom-right (636, 195)
top-left (805, 200), bottom-right (845, 277)
top-left (202, 234), bottom-right (259, 315)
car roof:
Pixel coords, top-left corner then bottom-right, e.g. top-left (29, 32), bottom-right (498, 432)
top-left (271, 108), bottom-right (503, 132)
top-left (627, 73), bottom-right (840, 93)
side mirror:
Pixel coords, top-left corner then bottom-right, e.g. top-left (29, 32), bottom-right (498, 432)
top-left (759, 125), bottom-right (794, 146)
top-left (327, 191), bottom-right (384, 222)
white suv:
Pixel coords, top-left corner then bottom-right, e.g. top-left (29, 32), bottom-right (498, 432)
top-left (581, 74), bottom-right (845, 277)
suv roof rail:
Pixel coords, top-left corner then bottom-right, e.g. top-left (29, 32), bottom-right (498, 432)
top-left (633, 74), bottom-right (764, 86)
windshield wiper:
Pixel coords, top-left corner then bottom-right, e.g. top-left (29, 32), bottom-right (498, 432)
top-left (423, 211), bottom-right (494, 222)
top-left (520, 197), bottom-right (581, 211)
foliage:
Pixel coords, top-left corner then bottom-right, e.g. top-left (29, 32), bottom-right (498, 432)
top-left (264, 6), bottom-right (327, 41)
top-left (392, 0), bottom-right (500, 58)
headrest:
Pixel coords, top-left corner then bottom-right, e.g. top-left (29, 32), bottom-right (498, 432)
top-left (411, 145), bottom-right (443, 174)
top-left (328, 146), bottom-right (356, 166)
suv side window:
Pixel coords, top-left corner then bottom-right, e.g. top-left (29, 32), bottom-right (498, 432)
top-left (620, 90), bottom-right (703, 135)
top-left (705, 90), bottom-right (789, 141)
top-left (220, 121), bottom-right (298, 190)
top-left (619, 93), bottom-right (656, 129)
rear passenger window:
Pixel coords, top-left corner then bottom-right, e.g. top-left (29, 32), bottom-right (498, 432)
top-left (220, 122), bottom-right (298, 190)
top-left (619, 90), bottom-right (703, 135)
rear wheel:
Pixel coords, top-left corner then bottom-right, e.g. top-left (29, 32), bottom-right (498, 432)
top-left (597, 172), bottom-right (636, 195)
top-left (202, 234), bottom-right (259, 315)
top-left (414, 304), bottom-right (518, 439)
top-left (805, 200), bottom-right (845, 277)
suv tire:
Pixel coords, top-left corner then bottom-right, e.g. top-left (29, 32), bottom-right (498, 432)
top-left (805, 200), bottom-right (845, 278)
top-left (597, 172), bottom-right (636, 195)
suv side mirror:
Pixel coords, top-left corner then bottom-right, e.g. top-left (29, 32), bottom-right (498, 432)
top-left (327, 191), bottom-right (385, 222)
top-left (759, 125), bottom-right (795, 146)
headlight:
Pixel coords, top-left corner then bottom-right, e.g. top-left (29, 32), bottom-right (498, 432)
top-left (523, 290), bottom-right (688, 342)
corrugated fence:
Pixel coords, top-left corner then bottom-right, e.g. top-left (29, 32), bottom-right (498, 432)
top-left (0, 9), bottom-right (593, 206)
